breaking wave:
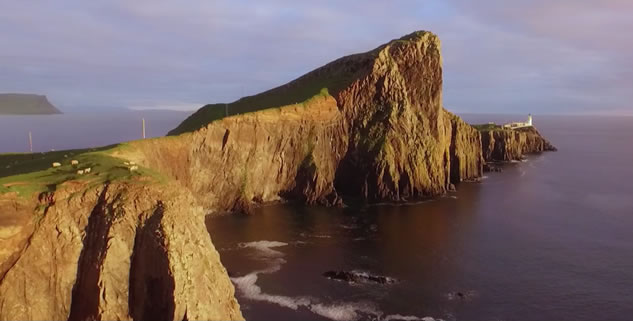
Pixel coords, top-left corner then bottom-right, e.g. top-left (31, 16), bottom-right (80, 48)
top-left (238, 240), bottom-right (288, 257)
top-left (230, 239), bottom-right (443, 321)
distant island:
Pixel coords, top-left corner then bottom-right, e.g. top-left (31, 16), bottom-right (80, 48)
top-left (0, 93), bottom-right (62, 115)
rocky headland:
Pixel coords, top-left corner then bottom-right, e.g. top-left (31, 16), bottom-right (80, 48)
top-left (0, 31), bottom-right (554, 320)
top-left (0, 93), bottom-right (62, 115)
top-left (480, 126), bottom-right (557, 162)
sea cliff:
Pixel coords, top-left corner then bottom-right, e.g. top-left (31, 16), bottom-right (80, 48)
top-left (0, 31), bottom-right (554, 320)
top-left (480, 126), bottom-right (557, 162)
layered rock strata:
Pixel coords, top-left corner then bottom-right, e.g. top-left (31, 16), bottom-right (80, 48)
top-left (481, 127), bottom-right (557, 162)
top-left (0, 30), bottom-right (554, 320)
top-left (0, 182), bottom-right (242, 320)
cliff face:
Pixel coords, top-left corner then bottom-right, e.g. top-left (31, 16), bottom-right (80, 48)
top-left (0, 31), bottom-right (499, 320)
top-left (126, 31), bottom-right (484, 212)
top-left (0, 182), bottom-right (242, 321)
top-left (481, 127), bottom-right (557, 162)
top-left (0, 93), bottom-right (61, 115)
top-left (447, 112), bottom-right (485, 182)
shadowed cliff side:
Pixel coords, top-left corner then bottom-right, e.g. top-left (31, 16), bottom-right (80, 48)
top-left (0, 182), bottom-right (242, 321)
top-left (128, 31), bottom-right (484, 212)
top-left (0, 30), bottom-right (555, 320)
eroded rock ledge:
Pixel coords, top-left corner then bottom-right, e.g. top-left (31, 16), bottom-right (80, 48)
top-left (0, 182), bottom-right (242, 320)
top-left (128, 31), bottom-right (485, 214)
top-left (481, 126), bottom-right (557, 162)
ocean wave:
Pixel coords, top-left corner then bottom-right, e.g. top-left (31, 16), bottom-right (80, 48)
top-left (238, 240), bottom-right (288, 257)
top-left (309, 302), bottom-right (380, 321)
top-left (230, 240), bottom-right (443, 321)
top-left (231, 273), bottom-right (312, 310)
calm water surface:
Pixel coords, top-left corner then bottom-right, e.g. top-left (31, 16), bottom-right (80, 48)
top-left (0, 110), bottom-right (191, 153)
top-left (207, 115), bottom-right (633, 321)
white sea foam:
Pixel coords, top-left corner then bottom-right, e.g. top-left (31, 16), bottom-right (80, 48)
top-left (383, 314), bottom-right (441, 321)
top-left (231, 240), bottom-right (443, 321)
top-left (231, 273), bottom-right (311, 310)
top-left (238, 240), bottom-right (288, 257)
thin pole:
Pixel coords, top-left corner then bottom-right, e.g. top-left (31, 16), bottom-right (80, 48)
top-left (28, 131), bottom-right (33, 153)
top-left (142, 118), bottom-right (146, 139)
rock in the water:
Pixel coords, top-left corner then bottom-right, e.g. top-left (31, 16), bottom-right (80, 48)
top-left (323, 271), bottom-right (397, 285)
top-left (483, 163), bottom-right (503, 172)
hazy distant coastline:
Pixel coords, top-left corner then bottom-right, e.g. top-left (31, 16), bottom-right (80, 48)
top-left (0, 93), bottom-right (62, 115)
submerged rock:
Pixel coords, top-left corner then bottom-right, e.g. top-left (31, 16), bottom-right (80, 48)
top-left (323, 271), bottom-right (397, 285)
top-left (483, 163), bottom-right (503, 172)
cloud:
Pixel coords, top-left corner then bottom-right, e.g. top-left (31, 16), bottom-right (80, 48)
top-left (443, 0), bottom-right (633, 113)
top-left (0, 1), bottom-right (630, 114)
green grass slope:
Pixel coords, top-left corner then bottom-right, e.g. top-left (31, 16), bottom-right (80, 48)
top-left (168, 31), bottom-right (434, 135)
top-left (0, 144), bottom-right (164, 198)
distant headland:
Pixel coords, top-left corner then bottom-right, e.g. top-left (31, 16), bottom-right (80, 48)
top-left (0, 93), bottom-right (62, 115)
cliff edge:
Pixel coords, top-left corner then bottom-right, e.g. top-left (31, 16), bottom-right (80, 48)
top-left (0, 93), bottom-right (62, 115)
top-left (149, 31), bottom-right (484, 212)
top-left (0, 31), bottom-right (554, 320)
top-left (477, 126), bottom-right (557, 162)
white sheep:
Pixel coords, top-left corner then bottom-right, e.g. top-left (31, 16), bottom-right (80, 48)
top-left (129, 161), bottom-right (136, 165)
top-left (84, 167), bottom-right (91, 173)
top-left (124, 162), bottom-right (129, 166)
top-left (71, 160), bottom-right (79, 165)
top-left (52, 162), bottom-right (61, 168)
top-left (77, 169), bottom-right (84, 175)
top-left (129, 165), bottom-right (138, 171)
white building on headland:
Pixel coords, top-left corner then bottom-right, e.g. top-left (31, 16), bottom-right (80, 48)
top-left (503, 114), bottom-right (533, 129)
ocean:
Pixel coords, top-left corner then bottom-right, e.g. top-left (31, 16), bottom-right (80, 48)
top-left (0, 110), bottom-right (191, 153)
top-left (1, 113), bottom-right (631, 320)
top-left (207, 114), bottom-right (633, 321)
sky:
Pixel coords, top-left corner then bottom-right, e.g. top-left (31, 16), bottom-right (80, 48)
top-left (1, 1), bottom-right (631, 115)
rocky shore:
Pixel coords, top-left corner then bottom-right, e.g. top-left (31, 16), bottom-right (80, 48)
top-left (0, 31), bottom-right (555, 320)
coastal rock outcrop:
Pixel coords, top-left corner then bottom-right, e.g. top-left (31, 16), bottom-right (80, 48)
top-left (480, 127), bottom-right (557, 162)
top-left (0, 182), bottom-right (242, 321)
top-left (130, 31), bottom-right (484, 212)
top-left (0, 30), bottom-right (553, 320)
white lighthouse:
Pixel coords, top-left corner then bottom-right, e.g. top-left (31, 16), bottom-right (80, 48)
top-left (503, 114), bottom-right (534, 129)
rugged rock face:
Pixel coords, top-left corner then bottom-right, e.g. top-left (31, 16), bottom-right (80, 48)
top-left (0, 182), bottom-right (242, 321)
top-left (481, 127), bottom-right (557, 162)
top-left (0, 30), bottom-right (545, 320)
top-left (447, 112), bottom-right (484, 182)
top-left (125, 31), bottom-right (484, 212)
